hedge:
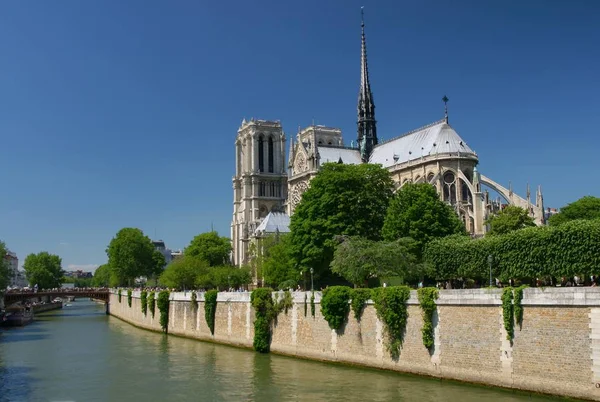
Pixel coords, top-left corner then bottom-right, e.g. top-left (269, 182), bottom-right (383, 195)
top-left (424, 219), bottom-right (600, 281)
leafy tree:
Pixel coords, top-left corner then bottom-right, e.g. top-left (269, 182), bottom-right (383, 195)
top-left (92, 264), bottom-right (111, 287)
top-left (0, 241), bottom-right (10, 290)
top-left (486, 205), bottom-right (535, 235)
top-left (159, 255), bottom-right (208, 290)
top-left (549, 196), bottom-right (600, 226)
top-left (23, 252), bottom-right (64, 289)
top-left (106, 228), bottom-right (155, 286)
top-left (382, 182), bottom-right (465, 258)
top-left (330, 236), bottom-right (420, 287)
top-left (151, 250), bottom-right (167, 277)
top-left (289, 163), bottom-right (394, 284)
top-left (200, 266), bottom-right (252, 290)
top-left (258, 234), bottom-right (298, 289)
top-left (185, 231), bottom-right (231, 266)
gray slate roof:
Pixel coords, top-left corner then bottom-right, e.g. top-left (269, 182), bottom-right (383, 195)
top-left (318, 146), bottom-right (362, 165)
top-left (255, 212), bottom-right (291, 235)
top-left (369, 120), bottom-right (477, 168)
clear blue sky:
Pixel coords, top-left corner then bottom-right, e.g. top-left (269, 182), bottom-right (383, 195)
top-left (1, 0), bottom-right (598, 272)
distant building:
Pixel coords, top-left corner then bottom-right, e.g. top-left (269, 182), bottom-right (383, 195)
top-left (545, 207), bottom-right (559, 223)
top-left (64, 270), bottom-right (93, 279)
top-left (153, 240), bottom-right (173, 267)
top-left (170, 249), bottom-right (183, 260)
top-left (4, 250), bottom-right (24, 287)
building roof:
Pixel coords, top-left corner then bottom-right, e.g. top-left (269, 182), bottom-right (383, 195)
top-left (255, 212), bottom-right (291, 235)
top-left (318, 146), bottom-right (362, 165)
top-left (369, 120), bottom-right (477, 168)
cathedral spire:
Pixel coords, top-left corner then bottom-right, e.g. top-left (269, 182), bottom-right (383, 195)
top-left (357, 6), bottom-right (377, 162)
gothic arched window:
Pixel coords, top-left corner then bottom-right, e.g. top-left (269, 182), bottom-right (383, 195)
top-left (268, 136), bottom-right (274, 173)
top-left (258, 135), bottom-right (265, 172)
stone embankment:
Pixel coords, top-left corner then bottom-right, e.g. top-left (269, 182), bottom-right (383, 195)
top-left (109, 288), bottom-right (600, 401)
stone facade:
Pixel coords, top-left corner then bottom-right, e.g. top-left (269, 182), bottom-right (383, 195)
top-left (109, 287), bottom-right (600, 401)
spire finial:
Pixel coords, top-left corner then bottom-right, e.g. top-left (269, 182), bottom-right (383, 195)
top-left (357, 6), bottom-right (377, 162)
top-left (361, 6), bottom-right (365, 27)
top-left (442, 95), bottom-right (449, 123)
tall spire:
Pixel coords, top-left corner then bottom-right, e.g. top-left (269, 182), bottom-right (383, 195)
top-left (357, 6), bottom-right (377, 162)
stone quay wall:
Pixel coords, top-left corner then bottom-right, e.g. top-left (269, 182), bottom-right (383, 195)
top-left (109, 288), bottom-right (600, 401)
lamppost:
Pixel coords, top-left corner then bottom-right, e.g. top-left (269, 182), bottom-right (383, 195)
top-left (310, 267), bottom-right (314, 292)
top-left (487, 255), bottom-right (493, 287)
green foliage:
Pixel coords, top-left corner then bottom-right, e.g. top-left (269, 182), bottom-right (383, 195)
top-left (253, 234), bottom-right (298, 289)
top-left (160, 255), bottom-right (208, 290)
top-left (118, 288), bottom-right (122, 303)
top-left (424, 220), bottom-right (600, 281)
top-left (382, 182), bottom-right (465, 258)
top-left (331, 236), bottom-right (420, 287)
top-left (157, 290), bottom-right (170, 332)
top-left (251, 288), bottom-right (276, 353)
top-left (148, 291), bottom-right (156, 317)
top-left (310, 292), bottom-right (315, 317)
top-left (23, 251), bottom-right (64, 289)
top-left (204, 289), bottom-right (218, 335)
top-left (191, 291), bottom-right (198, 310)
top-left (185, 231), bottom-right (232, 267)
top-left (62, 276), bottom-right (93, 288)
top-left (350, 288), bottom-right (372, 322)
top-left (304, 293), bottom-right (308, 317)
top-left (127, 289), bottom-right (132, 307)
top-left (501, 288), bottom-right (514, 341)
top-left (277, 290), bottom-right (293, 314)
top-left (198, 265), bottom-right (252, 290)
top-left (91, 264), bottom-right (111, 287)
top-left (372, 286), bottom-right (411, 359)
top-left (0, 241), bottom-right (9, 290)
top-left (289, 163), bottom-right (394, 286)
top-left (417, 287), bottom-right (438, 349)
top-left (151, 250), bottom-right (167, 277)
top-left (106, 228), bottom-right (155, 286)
top-left (321, 286), bottom-right (351, 330)
top-left (486, 205), bottom-right (535, 235)
top-left (549, 196), bottom-right (600, 226)
top-left (514, 285), bottom-right (527, 329)
top-left (141, 290), bottom-right (148, 316)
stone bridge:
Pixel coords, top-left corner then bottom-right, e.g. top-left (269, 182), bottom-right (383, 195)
top-left (3, 289), bottom-right (110, 306)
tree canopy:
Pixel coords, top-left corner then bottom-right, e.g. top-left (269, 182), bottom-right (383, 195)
top-left (91, 264), bottom-right (111, 287)
top-left (289, 163), bottom-right (394, 284)
top-left (159, 255), bottom-right (208, 290)
top-left (259, 234), bottom-right (298, 289)
top-left (549, 196), bottom-right (600, 226)
top-left (23, 251), bottom-right (64, 289)
top-left (185, 231), bottom-right (231, 266)
top-left (0, 241), bottom-right (10, 290)
top-left (106, 228), bottom-right (156, 286)
top-left (486, 205), bottom-right (535, 235)
top-left (330, 236), bottom-right (420, 287)
top-left (382, 182), bottom-right (465, 258)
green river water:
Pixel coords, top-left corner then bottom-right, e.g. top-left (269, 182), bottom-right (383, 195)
top-left (0, 300), bottom-right (567, 401)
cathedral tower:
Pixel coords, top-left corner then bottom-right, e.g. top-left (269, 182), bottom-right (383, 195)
top-left (231, 119), bottom-right (287, 266)
top-left (357, 8), bottom-right (377, 162)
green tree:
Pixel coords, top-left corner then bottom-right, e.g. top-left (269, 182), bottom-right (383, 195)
top-left (486, 205), bottom-right (535, 235)
top-left (289, 163), bottom-right (394, 284)
top-left (106, 228), bottom-right (155, 286)
top-left (23, 252), bottom-right (64, 289)
top-left (202, 266), bottom-right (252, 290)
top-left (382, 182), bottom-right (465, 258)
top-left (185, 231), bottom-right (231, 266)
top-left (92, 264), bottom-right (111, 287)
top-left (159, 255), bottom-right (208, 290)
top-left (0, 241), bottom-right (10, 290)
top-left (549, 196), bottom-right (600, 226)
top-left (330, 236), bottom-right (420, 287)
top-left (259, 234), bottom-right (298, 289)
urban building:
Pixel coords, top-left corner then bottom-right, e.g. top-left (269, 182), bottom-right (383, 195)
top-left (152, 240), bottom-right (173, 267)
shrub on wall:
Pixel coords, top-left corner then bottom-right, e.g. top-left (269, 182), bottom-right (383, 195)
top-left (417, 287), bottom-right (438, 349)
top-left (278, 290), bottom-right (293, 315)
top-left (304, 293), bottom-right (308, 317)
top-left (148, 291), bottom-right (155, 318)
top-left (127, 289), bottom-right (132, 307)
top-left (310, 292), bottom-right (315, 317)
top-left (350, 288), bottom-right (372, 322)
top-left (373, 286), bottom-right (410, 360)
top-left (191, 291), bottom-right (198, 311)
top-left (118, 288), bottom-right (122, 303)
top-left (204, 289), bottom-right (218, 335)
top-left (501, 288), bottom-right (514, 341)
top-left (251, 288), bottom-right (276, 353)
top-left (157, 290), bottom-right (170, 333)
top-left (141, 290), bottom-right (148, 316)
top-left (321, 286), bottom-right (351, 330)
top-left (513, 285), bottom-right (527, 329)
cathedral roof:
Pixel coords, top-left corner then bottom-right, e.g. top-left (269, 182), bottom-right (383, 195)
top-left (254, 212), bottom-right (290, 236)
top-left (369, 119), bottom-right (477, 168)
top-left (318, 146), bottom-right (362, 165)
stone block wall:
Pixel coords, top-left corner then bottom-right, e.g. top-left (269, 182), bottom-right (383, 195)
top-left (109, 288), bottom-right (600, 401)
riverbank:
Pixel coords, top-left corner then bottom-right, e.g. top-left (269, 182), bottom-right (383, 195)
top-left (109, 288), bottom-right (600, 401)
top-left (33, 301), bottom-right (63, 314)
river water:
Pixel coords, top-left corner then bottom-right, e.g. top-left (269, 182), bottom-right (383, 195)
top-left (0, 300), bottom-right (566, 402)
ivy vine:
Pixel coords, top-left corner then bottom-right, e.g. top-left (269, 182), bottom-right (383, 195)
top-left (304, 293), bottom-right (308, 317)
top-left (350, 288), bottom-right (371, 322)
top-left (310, 292), bottom-right (315, 317)
top-left (157, 290), bottom-right (170, 333)
top-left (251, 288), bottom-right (276, 353)
top-left (417, 287), bottom-right (438, 350)
top-left (501, 287), bottom-right (514, 341)
top-left (141, 290), bottom-right (148, 316)
top-left (321, 286), bottom-right (351, 330)
top-left (278, 290), bottom-right (293, 315)
top-left (373, 286), bottom-right (410, 360)
top-left (127, 289), bottom-right (132, 308)
top-left (191, 291), bottom-right (198, 311)
top-left (118, 288), bottom-right (122, 303)
top-left (514, 285), bottom-right (527, 329)
top-left (148, 291), bottom-right (155, 318)
top-left (204, 289), bottom-right (218, 335)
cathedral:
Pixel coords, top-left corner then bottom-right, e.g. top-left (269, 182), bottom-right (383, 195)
top-left (231, 11), bottom-right (545, 267)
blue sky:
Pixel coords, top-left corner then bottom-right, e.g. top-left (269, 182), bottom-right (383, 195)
top-left (1, 0), bottom-right (598, 272)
